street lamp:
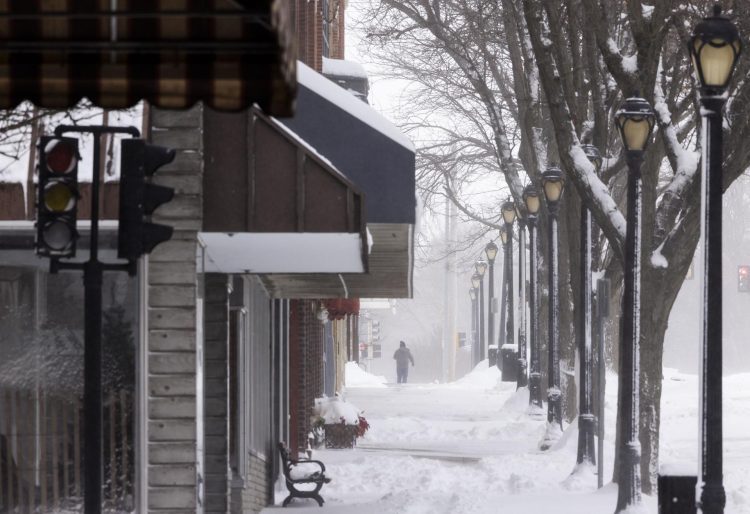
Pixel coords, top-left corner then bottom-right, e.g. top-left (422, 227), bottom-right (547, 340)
top-left (500, 199), bottom-right (517, 382)
top-left (540, 165), bottom-right (565, 450)
top-left (689, 6), bottom-right (741, 514)
top-left (475, 260), bottom-right (488, 364)
top-left (614, 95), bottom-right (655, 512)
top-left (576, 144), bottom-right (602, 470)
top-left (470, 287), bottom-right (478, 366)
top-left (523, 184), bottom-right (543, 412)
top-left (485, 241), bottom-right (499, 365)
top-left (497, 226), bottom-right (509, 371)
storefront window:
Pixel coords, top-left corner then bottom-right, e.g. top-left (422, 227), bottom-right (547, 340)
top-left (0, 264), bottom-right (136, 513)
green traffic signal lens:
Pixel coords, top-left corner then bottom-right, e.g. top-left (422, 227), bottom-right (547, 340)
top-left (44, 139), bottom-right (77, 174)
top-left (43, 182), bottom-right (75, 212)
top-left (42, 220), bottom-right (73, 251)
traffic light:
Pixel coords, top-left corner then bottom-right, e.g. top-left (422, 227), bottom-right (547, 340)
top-left (36, 136), bottom-right (80, 258)
top-left (371, 320), bottom-right (381, 342)
top-left (739, 265), bottom-right (750, 293)
top-left (118, 139), bottom-right (175, 263)
top-left (372, 344), bottom-right (382, 358)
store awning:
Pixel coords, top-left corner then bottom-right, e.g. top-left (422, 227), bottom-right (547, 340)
top-left (200, 107), bottom-right (368, 275)
top-left (0, 0), bottom-right (296, 114)
top-left (280, 62), bottom-right (416, 224)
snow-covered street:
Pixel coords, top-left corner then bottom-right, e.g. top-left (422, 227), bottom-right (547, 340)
top-left (263, 363), bottom-right (750, 513)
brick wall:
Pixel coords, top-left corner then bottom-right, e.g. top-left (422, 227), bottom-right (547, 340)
top-left (289, 300), bottom-right (324, 454)
top-left (203, 274), bottom-right (230, 513)
top-left (292, 0), bottom-right (347, 71)
top-left (146, 105), bottom-right (204, 512)
top-left (233, 454), bottom-right (271, 514)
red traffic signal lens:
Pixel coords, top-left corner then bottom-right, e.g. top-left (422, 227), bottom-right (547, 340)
top-left (44, 139), bottom-right (77, 174)
top-left (42, 220), bottom-right (74, 251)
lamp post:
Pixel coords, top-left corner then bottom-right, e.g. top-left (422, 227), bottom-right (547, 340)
top-left (614, 95), bottom-right (655, 512)
top-left (540, 165), bottom-right (565, 450)
top-left (517, 212), bottom-right (528, 388)
top-left (689, 7), bottom-right (741, 513)
top-left (471, 274), bottom-right (482, 366)
top-left (501, 200), bottom-right (516, 382)
top-left (576, 145), bottom-right (602, 469)
top-left (523, 184), bottom-right (543, 411)
top-left (497, 226), bottom-right (509, 374)
top-left (485, 241), bottom-right (499, 367)
top-left (470, 287), bottom-right (478, 365)
top-left (475, 260), bottom-right (488, 362)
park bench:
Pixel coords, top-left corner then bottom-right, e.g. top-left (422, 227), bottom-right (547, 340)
top-left (278, 441), bottom-right (331, 507)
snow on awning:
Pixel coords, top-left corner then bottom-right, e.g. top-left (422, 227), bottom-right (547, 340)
top-left (198, 233), bottom-right (366, 274)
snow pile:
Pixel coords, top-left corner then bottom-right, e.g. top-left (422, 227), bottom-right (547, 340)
top-left (315, 396), bottom-right (362, 425)
top-left (345, 361), bottom-right (387, 388)
top-left (449, 360), bottom-right (503, 390)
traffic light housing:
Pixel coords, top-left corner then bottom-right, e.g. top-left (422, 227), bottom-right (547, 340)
top-left (740, 265), bottom-right (750, 292)
top-left (35, 136), bottom-right (80, 258)
top-left (371, 320), bottom-right (381, 342)
top-left (118, 139), bottom-right (175, 263)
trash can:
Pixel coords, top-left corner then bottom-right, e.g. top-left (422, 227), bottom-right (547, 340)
top-left (488, 345), bottom-right (499, 367)
top-left (657, 474), bottom-right (696, 513)
top-left (500, 344), bottom-right (518, 382)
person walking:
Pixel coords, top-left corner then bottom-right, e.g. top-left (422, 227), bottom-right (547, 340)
top-left (393, 340), bottom-right (415, 384)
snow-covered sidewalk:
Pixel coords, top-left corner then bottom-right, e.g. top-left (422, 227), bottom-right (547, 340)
top-left (263, 363), bottom-right (750, 513)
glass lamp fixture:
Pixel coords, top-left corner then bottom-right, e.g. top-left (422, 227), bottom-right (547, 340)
top-left (499, 226), bottom-right (509, 245)
top-left (485, 241), bottom-right (499, 262)
top-left (471, 273), bottom-right (481, 289)
top-left (541, 165), bottom-right (565, 206)
top-left (469, 287), bottom-right (477, 300)
top-left (475, 259), bottom-right (488, 277)
top-left (689, 4), bottom-right (741, 95)
top-left (523, 184), bottom-right (541, 217)
top-left (615, 96), bottom-right (655, 152)
top-left (501, 199), bottom-right (517, 225)
top-left (581, 144), bottom-right (603, 174)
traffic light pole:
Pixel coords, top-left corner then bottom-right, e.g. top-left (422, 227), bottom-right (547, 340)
top-left (51, 124), bottom-right (139, 514)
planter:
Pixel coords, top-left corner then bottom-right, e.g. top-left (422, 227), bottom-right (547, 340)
top-left (324, 423), bottom-right (358, 449)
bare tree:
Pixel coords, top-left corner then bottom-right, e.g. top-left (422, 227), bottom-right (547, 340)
top-left (356, 0), bottom-right (750, 494)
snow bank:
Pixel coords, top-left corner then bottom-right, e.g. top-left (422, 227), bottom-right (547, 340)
top-left (345, 361), bottom-right (387, 388)
top-left (450, 360), bottom-right (503, 390)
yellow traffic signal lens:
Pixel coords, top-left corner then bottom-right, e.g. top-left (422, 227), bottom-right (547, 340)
top-left (42, 221), bottom-right (74, 251)
top-left (44, 139), bottom-right (77, 174)
top-left (43, 182), bottom-right (75, 212)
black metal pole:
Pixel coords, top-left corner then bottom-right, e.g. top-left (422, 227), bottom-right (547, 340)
top-left (699, 95), bottom-right (726, 514)
top-left (84, 133), bottom-right (103, 514)
top-left (518, 220), bottom-right (528, 388)
top-left (616, 150), bottom-right (644, 512)
top-left (528, 217), bottom-right (543, 409)
top-left (499, 254), bottom-right (508, 350)
top-left (577, 202), bottom-right (596, 466)
top-left (547, 212), bottom-right (563, 430)
top-left (471, 294), bottom-right (478, 366)
top-left (488, 260), bottom-right (495, 364)
top-left (479, 279), bottom-right (486, 362)
top-left (596, 277), bottom-right (609, 489)
top-left (506, 227), bottom-right (515, 357)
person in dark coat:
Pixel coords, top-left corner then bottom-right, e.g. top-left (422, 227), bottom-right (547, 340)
top-left (393, 340), bottom-right (415, 383)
